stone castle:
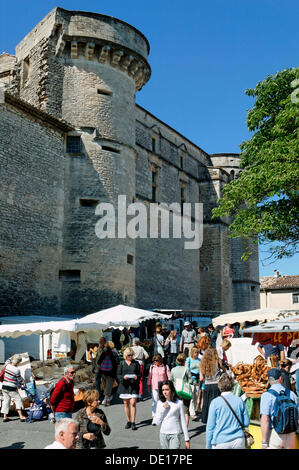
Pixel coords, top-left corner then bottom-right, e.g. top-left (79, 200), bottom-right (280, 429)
top-left (0, 7), bottom-right (260, 316)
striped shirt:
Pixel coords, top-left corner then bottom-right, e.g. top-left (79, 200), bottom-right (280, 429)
top-left (2, 363), bottom-right (24, 389)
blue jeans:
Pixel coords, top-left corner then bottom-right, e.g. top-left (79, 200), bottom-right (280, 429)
top-left (55, 412), bottom-right (72, 421)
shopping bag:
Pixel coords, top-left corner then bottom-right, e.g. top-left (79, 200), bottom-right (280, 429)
top-left (175, 368), bottom-right (192, 400)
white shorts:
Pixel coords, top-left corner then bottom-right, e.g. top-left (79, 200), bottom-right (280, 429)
top-left (1, 389), bottom-right (23, 415)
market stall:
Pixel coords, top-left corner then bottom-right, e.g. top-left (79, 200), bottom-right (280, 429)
top-left (0, 305), bottom-right (169, 415)
top-left (212, 307), bottom-right (299, 327)
top-left (240, 316), bottom-right (299, 449)
top-left (0, 317), bottom-right (109, 413)
top-left (75, 304), bottom-right (170, 328)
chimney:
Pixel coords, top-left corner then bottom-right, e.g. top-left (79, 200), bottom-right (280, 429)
top-left (274, 270), bottom-right (280, 278)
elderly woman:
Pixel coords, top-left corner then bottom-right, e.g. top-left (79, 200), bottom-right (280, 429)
top-left (1, 355), bottom-right (26, 422)
top-left (75, 389), bottom-right (111, 449)
top-left (117, 347), bottom-right (141, 430)
top-left (206, 373), bottom-right (249, 449)
top-left (131, 337), bottom-right (149, 399)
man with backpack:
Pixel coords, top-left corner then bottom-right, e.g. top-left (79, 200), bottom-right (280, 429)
top-left (260, 368), bottom-right (299, 449)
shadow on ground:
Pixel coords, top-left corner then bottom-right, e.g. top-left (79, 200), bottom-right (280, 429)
top-left (1, 441), bottom-right (25, 449)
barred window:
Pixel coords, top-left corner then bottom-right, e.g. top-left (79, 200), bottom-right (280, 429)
top-left (66, 136), bottom-right (81, 154)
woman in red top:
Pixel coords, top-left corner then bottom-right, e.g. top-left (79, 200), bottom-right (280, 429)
top-left (222, 324), bottom-right (235, 339)
top-left (50, 365), bottom-right (76, 421)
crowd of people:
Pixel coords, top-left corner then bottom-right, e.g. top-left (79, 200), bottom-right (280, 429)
top-left (1, 319), bottom-right (299, 450)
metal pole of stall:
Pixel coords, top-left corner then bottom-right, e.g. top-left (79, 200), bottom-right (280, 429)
top-left (41, 332), bottom-right (45, 376)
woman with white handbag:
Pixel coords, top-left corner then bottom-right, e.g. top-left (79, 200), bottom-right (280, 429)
top-left (170, 353), bottom-right (193, 427)
top-left (155, 380), bottom-right (190, 449)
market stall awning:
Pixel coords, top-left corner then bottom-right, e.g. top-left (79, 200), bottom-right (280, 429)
top-left (0, 319), bottom-right (108, 338)
top-left (212, 308), bottom-right (298, 327)
top-left (76, 304), bottom-right (170, 328)
top-left (244, 316), bottom-right (299, 347)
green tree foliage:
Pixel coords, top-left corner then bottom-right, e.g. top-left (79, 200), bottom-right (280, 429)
top-left (212, 68), bottom-right (299, 261)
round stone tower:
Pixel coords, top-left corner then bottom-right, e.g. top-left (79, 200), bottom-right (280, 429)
top-left (13, 8), bottom-right (151, 313)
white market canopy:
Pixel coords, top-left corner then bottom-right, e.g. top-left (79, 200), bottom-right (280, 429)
top-left (76, 304), bottom-right (170, 328)
top-left (244, 315), bottom-right (299, 334)
top-left (0, 319), bottom-right (107, 339)
top-left (212, 308), bottom-right (299, 327)
top-left (0, 305), bottom-right (169, 339)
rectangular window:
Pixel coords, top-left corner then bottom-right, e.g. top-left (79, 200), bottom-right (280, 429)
top-left (23, 56), bottom-right (30, 85)
top-left (127, 254), bottom-right (134, 265)
top-left (79, 198), bottom-right (99, 207)
top-left (101, 145), bottom-right (120, 154)
top-left (180, 186), bottom-right (186, 215)
top-left (180, 155), bottom-right (184, 169)
top-left (293, 293), bottom-right (299, 304)
top-left (152, 137), bottom-right (156, 153)
top-left (59, 270), bottom-right (81, 282)
top-left (97, 88), bottom-right (112, 96)
top-left (152, 171), bottom-right (158, 202)
top-left (66, 136), bottom-right (81, 154)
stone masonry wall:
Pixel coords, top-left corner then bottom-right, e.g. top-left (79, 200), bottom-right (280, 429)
top-left (0, 101), bottom-right (66, 314)
top-left (0, 8), bottom-right (260, 316)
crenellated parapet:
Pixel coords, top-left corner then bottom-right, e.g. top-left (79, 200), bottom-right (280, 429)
top-left (54, 34), bottom-right (151, 91)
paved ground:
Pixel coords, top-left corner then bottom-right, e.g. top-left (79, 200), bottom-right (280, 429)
top-left (0, 394), bottom-right (206, 450)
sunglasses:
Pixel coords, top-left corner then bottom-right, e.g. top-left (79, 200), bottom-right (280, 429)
top-left (127, 354), bottom-right (133, 357)
top-left (68, 371), bottom-right (76, 375)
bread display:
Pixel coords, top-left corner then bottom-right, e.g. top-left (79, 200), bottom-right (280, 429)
top-left (230, 355), bottom-right (271, 397)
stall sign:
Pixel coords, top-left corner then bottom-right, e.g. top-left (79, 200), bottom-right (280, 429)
top-left (252, 331), bottom-right (299, 347)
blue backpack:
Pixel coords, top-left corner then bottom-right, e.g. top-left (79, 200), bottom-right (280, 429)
top-left (267, 388), bottom-right (298, 434)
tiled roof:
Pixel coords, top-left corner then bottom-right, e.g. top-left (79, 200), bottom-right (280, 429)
top-left (260, 275), bottom-right (299, 290)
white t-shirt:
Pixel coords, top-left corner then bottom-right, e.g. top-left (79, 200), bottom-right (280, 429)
top-left (44, 441), bottom-right (67, 449)
top-left (154, 334), bottom-right (165, 357)
top-left (132, 345), bottom-right (149, 362)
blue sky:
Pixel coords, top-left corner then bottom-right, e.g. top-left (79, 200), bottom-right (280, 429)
top-left (1, 0), bottom-right (298, 276)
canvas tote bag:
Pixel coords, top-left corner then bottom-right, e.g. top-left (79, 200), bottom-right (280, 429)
top-left (175, 367), bottom-right (192, 400)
